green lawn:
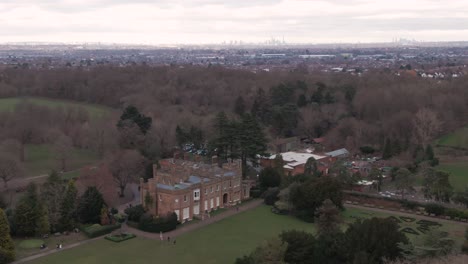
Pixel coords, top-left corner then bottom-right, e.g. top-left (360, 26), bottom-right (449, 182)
top-left (23, 144), bottom-right (99, 177)
top-left (437, 162), bottom-right (468, 191)
top-left (436, 127), bottom-right (468, 149)
top-left (343, 207), bottom-right (466, 245)
top-left (27, 205), bottom-right (315, 264)
top-left (0, 97), bottom-right (113, 120)
top-left (26, 204), bottom-right (468, 264)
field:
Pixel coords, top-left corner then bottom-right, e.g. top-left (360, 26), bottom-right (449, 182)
top-left (23, 144), bottom-right (99, 177)
top-left (437, 127), bottom-right (468, 149)
top-left (437, 162), bottom-right (468, 192)
top-left (27, 205), bottom-right (314, 264)
top-left (26, 205), bottom-right (467, 264)
top-left (0, 97), bottom-right (113, 120)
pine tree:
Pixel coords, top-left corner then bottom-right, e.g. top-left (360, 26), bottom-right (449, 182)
top-left (41, 170), bottom-right (66, 232)
top-left (234, 96), bottom-right (246, 116)
top-left (77, 186), bottom-right (105, 224)
top-left (0, 208), bottom-right (15, 263)
top-left (59, 180), bottom-right (77, 231)
top-left (35, 205), bottom-right (50, 236)
top-left (14, 183), bottom-right (41, 236)
top-left (425, 144), bottom-right (435, 161)
top-left (382, 138), bottom-right (392, 160)
top-left (238, 114), bottom-right (267, 178)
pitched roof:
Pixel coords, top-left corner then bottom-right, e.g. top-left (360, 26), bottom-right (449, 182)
top-left (325, 148), bottom-right (349, 157)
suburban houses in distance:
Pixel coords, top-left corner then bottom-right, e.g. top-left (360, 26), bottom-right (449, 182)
top-left (140, 156), bottom-right (252, 222)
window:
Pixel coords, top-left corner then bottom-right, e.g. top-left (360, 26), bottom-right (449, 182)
top-left (210, 186), bottom-right (213, 193)
top-left (175, 198), bottom-right (179, 203)
top-left (194, 191), bottom-right (199, 198)
top-left (205, 188), bottom-right (208, 194)
top-left (217, 185), bottom-right (219, 191)
top-left (184, 195), bottom-right (187, 202)
top-left (229, 181), bottom-right (232, 187)
top-left (159, 194), bottom-right (162, 201)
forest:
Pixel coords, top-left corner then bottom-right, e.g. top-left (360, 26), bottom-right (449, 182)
top-left (0, 65), bottom-right (467, 161)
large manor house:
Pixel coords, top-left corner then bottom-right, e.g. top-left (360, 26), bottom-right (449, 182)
top-left (140, 157), bottom-right (252, 222)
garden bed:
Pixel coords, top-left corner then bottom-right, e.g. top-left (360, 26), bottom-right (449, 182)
top-left (105, 233), bottom-right (136, 243)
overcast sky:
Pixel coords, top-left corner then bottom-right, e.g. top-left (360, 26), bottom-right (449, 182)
top-left (1, 0), bottom-right (468, 44)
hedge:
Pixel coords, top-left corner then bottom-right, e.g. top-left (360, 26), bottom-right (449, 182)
top-left (138, 213), bottom-right (178, 233)
top-left (105, 233), bottom-right (136, 243)
top-left (80, 223), bottom-right (121, 238)
top-left (424, 203), bottom-right (445, 216)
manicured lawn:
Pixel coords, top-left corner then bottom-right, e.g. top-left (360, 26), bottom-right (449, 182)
top-left (344, 207), bottom-right (467, 245)
top-left (15, 233), bottom-right (87, 260)
top-left (0, 97), bottom-right (113, 120)
top-left (23, 144), bottom-right (99, 177)
top-left (436, 127), bottom-right (468, 149)
top-left (437, 162), bottom-right (468, 191)
top-left (27, 205), bottom-right (314, 264)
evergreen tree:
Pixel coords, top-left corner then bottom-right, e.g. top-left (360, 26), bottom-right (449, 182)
top-left (77, 186), bottom-right (105, 224)
top-left (382, 138), bottom-right (392, 160)
top-left (304, 157), bottom-right (318, 176)
top-left (0, 208), bottom-right (15, 264)
top-left (41, 170), bottom-right (66, 232)
top-left (238, 114), bottom-right (267, 178)
top-left (14, 183), bottom-right (41, 236)
top-left (117, 105), bottom-right (152, 135)
top-left (324, 91), bottom-right (335, 104)
top-left (425, 144), bottom-right (435, 161)
top-left (280, 230), bottom-right (315, 264)
top-left (234, 96), bottom-right (246, 116)
top-left (316, 199), bottom-right (342, 236)
top-left (344, 218), bottom-right (409, 263)
top-left (59, 180), bottom-right (77, 231)
top-left (297, 94), bottom-right (307, 107)
top-left (35, 205), bottom-right (50, 236)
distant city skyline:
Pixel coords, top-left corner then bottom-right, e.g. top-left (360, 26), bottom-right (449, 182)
top-left (1, 0), bottom-right (468, 45)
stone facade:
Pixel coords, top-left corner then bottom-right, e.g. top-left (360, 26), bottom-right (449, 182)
top-left (140, 158), bottom-right (251, 222)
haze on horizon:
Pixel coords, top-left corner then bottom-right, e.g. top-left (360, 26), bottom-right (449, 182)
top-left (1, 0), bottom-right (468, 45)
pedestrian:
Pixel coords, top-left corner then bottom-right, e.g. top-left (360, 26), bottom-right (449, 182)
top-left (236, 206), bottom-right (239, 212)
top-left (167, 236), bottom-right (170, 242)
top-left (160, 231), bottom-right (163, 241)
top-left (173, 240), bottom-right (176, 245)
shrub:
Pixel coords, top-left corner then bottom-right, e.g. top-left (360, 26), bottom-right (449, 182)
top-left (424, 203), bottom-right (445, 216)
top-left (105, 233), bottom-right (136, 243)
top-left (113, 214), bottom-right (126, 223)
top-left (80, 223), bottom-right (121, 238)
top-left (110, 208), bottom-right (118, 215)
top-left (250, 188), bottom-right (262, 199)
top-left (124, 205), bottom-right (146, 222)
top-left (416, 220), bottom-right (441, 227)
top-left (263, 187), bottom-right (280, 206)
top-left (359, 146), bottom-right (375, 154)
top-left (138, 213), bottom-right (178, 233)
top-left (462, 240), bottom-right (468, 254)
top-left (445, 208), bottom-right (465, 219)
top-left (401, 227), bottom-right (419, 235)
top-left (400, 216), bottom-right (416, 223)
top-left (400, 200), bottom-right (419, 210)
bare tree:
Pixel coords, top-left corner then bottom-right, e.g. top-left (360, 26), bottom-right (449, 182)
top-left (53, 134), bottom-right (73, 172)
top-left (0, 153), bottom-right (24, 189)
top-left (413, 108), bottom-right (442, 146)
top-left (108, 150), bottom-right (145, 197)
top-left (0, 139), bottom-right (22, 161)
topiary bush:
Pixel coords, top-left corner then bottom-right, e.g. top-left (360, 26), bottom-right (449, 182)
top-left (263, 187), bottom-right (280, 206)
top-left (105, 233), bottom-right (136, 243)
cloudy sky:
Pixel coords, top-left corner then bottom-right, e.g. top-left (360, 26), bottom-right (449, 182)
top-left (1, 0), bottom-right (468, 44)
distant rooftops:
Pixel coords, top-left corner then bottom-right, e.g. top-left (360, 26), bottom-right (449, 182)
top-left (325, 148), bottom-right (350, 158)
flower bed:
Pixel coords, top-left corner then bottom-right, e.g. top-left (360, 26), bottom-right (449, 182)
top-left (105, 233), bottom-right (136, 243)
top-left (401, 227), bottom-right (419, 235)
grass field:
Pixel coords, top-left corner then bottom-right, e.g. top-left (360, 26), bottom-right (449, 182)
top-left (0, 97), bottom-right (113, 120)
top-left (27, 205), bottom-right (314, 264)
top-left (436, 127), bottom-right (468, 149)
top-left (23, 144), bottom-right (99, 177)
top-left (26, 205), bottom-right (467, 264)
top-left (438, 162), bottom-right (468, 191)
